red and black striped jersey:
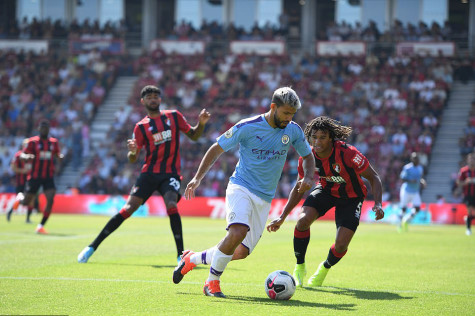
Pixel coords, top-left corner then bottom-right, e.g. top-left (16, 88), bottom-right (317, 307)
top-left (11, 150), bottom-right (29, 186)
top-left (298, 140), bottom-right (369, 199)
top-left (133, 110), bottom-right (191, 175)
top-left (457, 166), bottom-right (475, 197)
top-left (24, 136), bottom-right (60, 180)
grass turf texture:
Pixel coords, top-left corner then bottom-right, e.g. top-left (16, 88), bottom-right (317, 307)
top-left (1, 214), bottom-right (474, 315)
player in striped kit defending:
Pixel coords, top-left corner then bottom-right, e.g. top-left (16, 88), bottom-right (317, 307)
top-left (267, 116), bottom-right (384, 287)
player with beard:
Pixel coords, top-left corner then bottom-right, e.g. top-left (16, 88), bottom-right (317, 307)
top-left (78, 85), bottom-right (211, 263)
top-left (267, 116), bottom-right (384, 287)
top-left (172, 86), bottom-right (315, 298)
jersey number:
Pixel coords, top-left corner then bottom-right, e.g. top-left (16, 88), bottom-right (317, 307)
top-left (355, 202), bottom-right (362, 219)
top-left (170, 178), bottom-right (180, 191)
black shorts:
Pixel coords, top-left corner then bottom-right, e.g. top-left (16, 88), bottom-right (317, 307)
top-left (16, 184), bottom-right (25, 194)
top-left (25, 178), bottom-right (55, 194)
top-left (464, 195), bottom-right (475, 207)
top-left (130, 173), bottom-right (182, 203)
top-left (303, 186), bottom-right (364, 232)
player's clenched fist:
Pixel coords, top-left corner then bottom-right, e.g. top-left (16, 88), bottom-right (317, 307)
top-left (127, 139), bottom-right (137, 154)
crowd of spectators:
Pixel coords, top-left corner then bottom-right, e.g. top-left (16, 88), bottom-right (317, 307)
top-left (0, 13), bottom-right (464, 46)
top-left (0, 17), bottom-right (126, 40)
top-left (0, 47), bottom-right (127, 192)
top-left (164, 18), bottom-right (458, 44)
top-left (77, 48), bottom-right (461, 202)
top-left (320, 20), bottom-right (456, 43)
top-left (1, 16), bottom-right (473, 203)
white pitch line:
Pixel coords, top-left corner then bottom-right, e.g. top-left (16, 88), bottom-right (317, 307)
top-left (1, 276), bottom-right (474, 297)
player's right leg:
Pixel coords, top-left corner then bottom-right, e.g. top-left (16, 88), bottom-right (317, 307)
top-left (173, 243), bottom-right (250, 284)
top-left (7, 191), bottom-right (24, 221)
top-left (294, 189), bottom-right (329, 286)
top-left (77, 195), bottom-right (143, 263)
top-left (466, 207), bottom-right (474, 236)
top-left (398, 206), bottom-right (406, 232)
top-left (36, 186), bottom-right (56, 234)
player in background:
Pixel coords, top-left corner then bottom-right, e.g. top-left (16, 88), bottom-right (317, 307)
top-left (456, 152), bottom-right (475, 236)
top-left (398, 152), bottom-right (426, 232)
top-left (6, 139), bottom-right (40, 223)
top-left (19, 120), bottom-right (63, 234)
top-left (78, 85), bottom-right (211, 263)
top-left (267, 116), bottom-right (384, 287)
top-left (173, 87), bottom-right (315, 298)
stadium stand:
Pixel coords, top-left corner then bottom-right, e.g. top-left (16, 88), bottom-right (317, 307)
top-left (1, 17), bottom-right (474, 205)
top-left (76, 49), bottom-right (459, 202)
top-left (0, 22), bottom-right (126, 192)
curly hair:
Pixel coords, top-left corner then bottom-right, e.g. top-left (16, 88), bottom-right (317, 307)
top-left (304, 116), bottom-right (352, 141)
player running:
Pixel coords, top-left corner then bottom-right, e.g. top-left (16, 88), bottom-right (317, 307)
top-left (78, 85), bottom-right (210, 263)
top-left (267, 116), bottom-right (384, 287)
top-left (17, 120), bottom-right (63, 234)
top-left (398, 152), bottom-right (426, 232)
top-left (172, 87), bottom-right (315, 298)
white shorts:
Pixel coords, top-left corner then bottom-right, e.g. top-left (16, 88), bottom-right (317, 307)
top-left (225, 183), bottom-right (271, 254)
top-left (399, 189), bottom-right (421, 208)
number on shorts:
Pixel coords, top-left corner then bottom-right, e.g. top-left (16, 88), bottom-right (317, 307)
top-left (169, 177), bottom-right (180, 191)
top-left (355, 202), bottom-right (362, 219)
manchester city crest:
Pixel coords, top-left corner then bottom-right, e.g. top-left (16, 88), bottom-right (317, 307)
top-left (281, 134), bottom-right (289, 144)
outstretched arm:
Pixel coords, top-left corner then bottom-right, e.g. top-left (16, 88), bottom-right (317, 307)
top-left (361, 162), bottom-right (384, 220)
top-left (186, 109), bottom-right (211, 141)
top-left (184, 142), bottom-right (224, 200)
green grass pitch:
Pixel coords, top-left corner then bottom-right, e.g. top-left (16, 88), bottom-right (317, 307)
top-left (1, 214), bottom-right (474, 315)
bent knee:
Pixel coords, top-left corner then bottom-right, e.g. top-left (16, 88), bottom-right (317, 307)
top-left (232, 245), bottom-right (249, 260)
top-left (296, 215), bottom-right (314, 230)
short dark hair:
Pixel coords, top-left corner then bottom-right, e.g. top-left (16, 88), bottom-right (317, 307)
top-left (140, 85), bottom-right (161, 98)
top-left (38, 119), bottom-right (50, 127)
top-left (271, 87), bottom-right (301, 110)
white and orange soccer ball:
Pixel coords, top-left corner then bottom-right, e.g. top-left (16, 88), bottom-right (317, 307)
top-left (264, 270), bottom-right (296, 300)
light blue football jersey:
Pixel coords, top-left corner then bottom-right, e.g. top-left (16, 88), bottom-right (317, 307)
top-left (217, 114), bottom-right (311, 202)
top-left (400, 162), bottom-right (424, 193)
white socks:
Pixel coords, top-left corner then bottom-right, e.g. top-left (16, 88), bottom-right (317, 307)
top-left (207, 248), bottom-right (232, 281)
top-left (190, 247), bottom-right (216, 265)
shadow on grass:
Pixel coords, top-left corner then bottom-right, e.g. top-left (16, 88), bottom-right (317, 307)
top-left (88, 262), bottom-right (178, 269)
top-left (89, 262), bottom-right (213, 271)
top-left (175, 292), bottom-right (356, 310)
top-left (305, 286), bottom-right (413, 301)
top-left (40, 232), bottom-right (75, 237)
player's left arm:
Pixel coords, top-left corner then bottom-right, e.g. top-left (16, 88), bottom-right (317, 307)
top-left (185, 108), bottom-right (211, 141)
top-left (184, 142), bottom-right (224, 200)
top-left (420, 178), bottom-right (427, 189)
top-left (267, 152), bottom-right (315, 233)
top-left (360, 163), bottom-right (384, 220)
top-left (54, 141), bottom-right (64, 161)
top-left (298, 153), bottom-right (315, 193)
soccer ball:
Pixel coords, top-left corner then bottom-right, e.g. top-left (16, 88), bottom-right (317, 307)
top-left (264, 270), bottom-right (296, 300)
